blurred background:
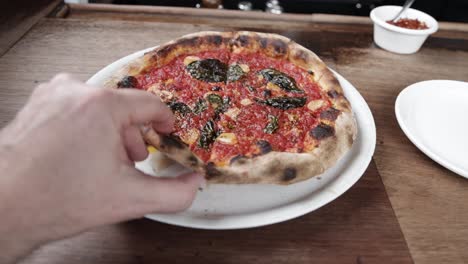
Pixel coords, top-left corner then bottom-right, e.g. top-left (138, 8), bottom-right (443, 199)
top-left (68, 0), bottom-right (468, 22)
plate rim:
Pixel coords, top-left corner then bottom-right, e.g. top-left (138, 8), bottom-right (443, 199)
top-left (87, 46), bottom-right (377, 229)
top-left (395, 80), bottom-right (468, 179)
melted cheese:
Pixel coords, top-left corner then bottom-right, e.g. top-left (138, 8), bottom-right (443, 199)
top-left (179, 128), bottom-right (199, 145)
top-left (240, 98), bottom-right (253, 106)
top-left (307, 100), bottom-right (325, 112)
top-left (225, 107), bottom-right (241, 120)
top-left (216, 133), bottom-right (238, 145)
top-left (183, 56), bottom-right (200, 66)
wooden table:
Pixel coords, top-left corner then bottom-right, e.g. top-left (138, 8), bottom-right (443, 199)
top-left (1, 2), bottom-right (468, 263)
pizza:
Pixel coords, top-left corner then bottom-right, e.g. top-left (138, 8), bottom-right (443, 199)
top-left (106, 31), bottom-right (357, 185)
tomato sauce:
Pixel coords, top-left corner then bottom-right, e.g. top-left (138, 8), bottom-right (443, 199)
top-left (387, 18), bottom-right (429, 30)
top-left (139, 49), bottom-right (327, 163)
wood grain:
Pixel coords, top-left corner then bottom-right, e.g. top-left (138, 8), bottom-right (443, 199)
top-left (20, 162), bottom-right (412, 264)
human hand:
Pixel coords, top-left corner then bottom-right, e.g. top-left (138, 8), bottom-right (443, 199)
top-left (0, 74), bottom-right (204, 263)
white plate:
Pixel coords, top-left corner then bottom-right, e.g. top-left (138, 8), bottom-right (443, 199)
top-left (88, 46), bottom-right (376, 229)
top-left (396, 80), bottom-right (468, 179)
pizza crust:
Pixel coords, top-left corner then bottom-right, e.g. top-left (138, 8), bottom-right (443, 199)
top-left (106, 31), bottom-right (358, 185)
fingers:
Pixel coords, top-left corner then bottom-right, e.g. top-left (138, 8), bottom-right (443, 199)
top-left (112, 89), bottom-right (175, 134)
top-left (123, 126), bottom-right (148, 162)
top-left (123, 169), bottom-right (205, 217)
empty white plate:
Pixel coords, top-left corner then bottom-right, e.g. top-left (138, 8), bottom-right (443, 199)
top-left (395, 80), bottom-right (468, 179)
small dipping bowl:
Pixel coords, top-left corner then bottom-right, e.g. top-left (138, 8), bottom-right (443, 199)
top-left (370, 5), bottom-right (438, 54)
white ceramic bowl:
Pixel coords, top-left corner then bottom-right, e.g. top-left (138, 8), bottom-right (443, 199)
top-left (370, 5), bottom-right (438, 54)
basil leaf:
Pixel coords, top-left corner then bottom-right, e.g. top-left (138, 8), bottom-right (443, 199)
top-left (167, 101), bottom-right (191, 115)
top-left (187, 59), bottom-right (227, 83)
top-left (264, 115), bottom-right (279, 134)
top-left (257, 97), bottom-right (307, 110)
top-left (198, 120), bottom-right (218, 149)
top-left (207, 94), bottom-right (223, 105)
top-left (259, 68), bottom-right (303, 93)
top-left (193, 99), bottom-right (208, 114)
top-left (227, 64), bottom-right (245, 82)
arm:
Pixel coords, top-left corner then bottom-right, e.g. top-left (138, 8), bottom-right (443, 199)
top-left (0, 74), bottom-right (204, 263)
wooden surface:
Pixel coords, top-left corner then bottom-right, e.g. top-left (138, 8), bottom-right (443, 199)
top-left (0, 0), bottom-right (63, 56)
top-left (21, 162), bottom-right (412, 264)
top-left (1, 4), bottom-right (468, 264)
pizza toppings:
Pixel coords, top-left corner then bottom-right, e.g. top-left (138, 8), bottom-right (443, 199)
top-left (193, 98), bottom-right (208, 114)
top-left (264, 115), bottom-right (279, 134)
top-left (117, 76), bottom-right (138, 88)
top-left (134, 38), bottom-right (344, 166)
top-left (257, 97), bottom-right (307, 110)
top-left (307, 99), bottom-right (326, 112)
top-left (186, 59), bottom-right (228, 82)
top-left (206, 93), bottom-right (223, 107)
top-left (259, 68), bottom-right (303, 93)
top-left (199, 120), bottom-right (219, 149)
top-left (183, 56), bottom-right (200, 66)
top-left (310, 123), bottom-right (335, 140)
top-left (227, 64), bottom-right (245, 82)
top-left (216, 132), bottom-right (238, 145)
top-left (167, 101), bottom-right (191, 116)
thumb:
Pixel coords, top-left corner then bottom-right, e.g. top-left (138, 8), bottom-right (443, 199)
top-left (125, 169), bottom-right (205, 216)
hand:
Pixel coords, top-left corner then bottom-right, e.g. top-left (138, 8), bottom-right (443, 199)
top-left (0, 74), bottom-right (204, 263)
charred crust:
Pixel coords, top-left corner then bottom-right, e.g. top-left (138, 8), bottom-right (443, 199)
top-left (177, 36), bottom-right (199, 48)
top-left (230, 154), bottom-right (247, 165)
top-left (235, 35), bottom-right (250, 47)
top-left (208, 35), bottom-right (223, 45)
top-left (256, 140), bottom-right (272, 154)
top-left (282, 168), bottom-right (297, 181)
top-left (205, 162), bottom-right (222, 179)
top-left (327, 90), bottom-right (341, 99)
top-left (188, 155), bottom-right (199, 167)
top-left (271, 39), bottom-right (288, 55)
top-left (293, 49), bottom-right (309, 62)
top-left (159, 135), bottom-right (186, 150)
top-left (320, 107), bottom-right (340, 121)
top-left (310, 123), bottom-right (335, 140)
top-left (260, 38), bottom-right (268, 49)
top-left (117, 76), bottom-right (138, 88)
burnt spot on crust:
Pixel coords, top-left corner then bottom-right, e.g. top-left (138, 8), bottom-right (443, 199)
top-left (230, 154), bottom-right (247, 165)
top-left (282, 168), bottom-right (297, 181)
top-left (177, 36), bottom-right (199, 48)
top-left (327, 90), bottom-right (341, 99)
top-left (310, 123), bottom-right (335, 140)
top-left (159, 135), bottom-right (186, 150)
top-left (188, 155), bottom-right (199, 167)
top-left (234, 35), bottom-right (250, 47)
top-left (205, 162), bottom-right (222, 179)
top-left (320, 107), bottom-right (340, 121)
top-left (293, 49), bottom-right (309, 63)
top-left (208, 35), bottom-right (223, 45)
top-left (259, 37), bottom-right (268, 49)
top-left (117, 76), bottom-right (138, 88)
top-left (271, 39), bottom-right (288, 55)
top-left (308, 70), bottom-right (315, 76)
top-left (256, 140), bottom-right (272, 154)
